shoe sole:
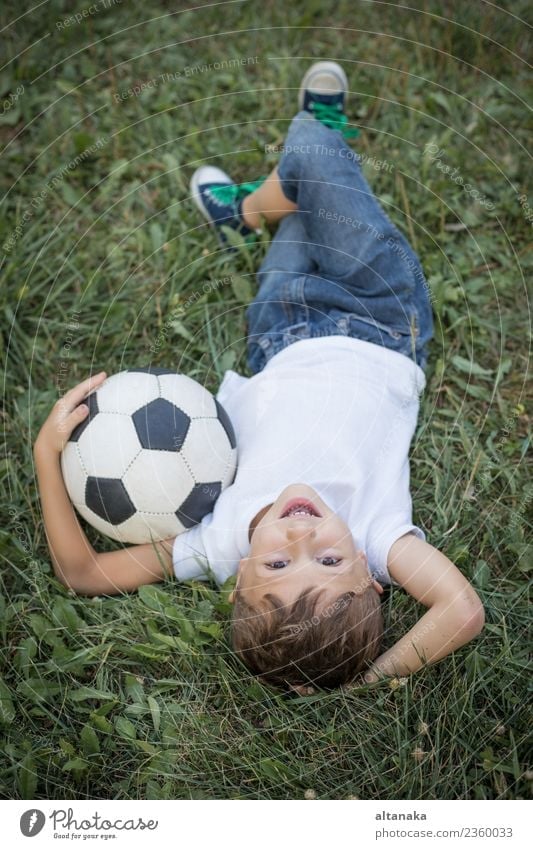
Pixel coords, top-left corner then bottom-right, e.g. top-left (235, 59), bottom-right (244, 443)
top-left (298, 60), bottom-right (348, 110)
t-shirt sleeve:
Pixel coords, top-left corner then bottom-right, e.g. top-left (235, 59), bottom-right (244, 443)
top-left (172, 507), bottom-right (241, 586)
top-left (365, 512), bottom-right (425, 586)
top-left (363, 450), bottom-right (426, 585)
top-left (172, 525), bottom-right (211, 582)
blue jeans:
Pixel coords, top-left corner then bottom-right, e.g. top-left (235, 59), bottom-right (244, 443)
top-left (245, 111), bottom-right (433, 374)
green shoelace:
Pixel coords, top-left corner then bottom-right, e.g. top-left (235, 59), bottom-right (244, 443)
top-left (310, 102), bottom-right (360, 139)
top-left (210, 177), bottom-right (267, 205)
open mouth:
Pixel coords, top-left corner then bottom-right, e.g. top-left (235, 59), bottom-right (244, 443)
top-left (280, 498), bottom-right (322, 519)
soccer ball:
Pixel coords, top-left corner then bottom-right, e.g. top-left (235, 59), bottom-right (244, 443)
top-left (61, 368), bottom-right (237, 544)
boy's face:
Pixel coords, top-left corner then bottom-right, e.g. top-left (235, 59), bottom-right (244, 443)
top-left (231, 483), bottom-right (382, 607)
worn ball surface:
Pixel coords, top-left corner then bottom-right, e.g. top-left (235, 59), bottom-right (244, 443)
top-left (61, 368), bottom-right (237, 543)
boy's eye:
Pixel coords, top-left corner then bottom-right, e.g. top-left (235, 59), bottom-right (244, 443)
top-left (265, 557), bottom-right (342, 569)
top-left (320, 556), bottom-right (342, 566)
top-left (266, 560), bottom-right (289, 569)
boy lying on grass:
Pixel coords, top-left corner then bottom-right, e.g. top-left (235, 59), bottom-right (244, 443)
top-left (34, 62), bottom-right (484, 692)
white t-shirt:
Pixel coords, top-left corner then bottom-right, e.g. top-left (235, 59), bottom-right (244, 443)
top-left (172, 336), bottom-right (426, 586)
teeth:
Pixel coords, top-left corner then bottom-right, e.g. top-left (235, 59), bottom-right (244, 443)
top-left (285, 504), bottom-right (314, 517)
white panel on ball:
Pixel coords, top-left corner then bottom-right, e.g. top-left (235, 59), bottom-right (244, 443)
top-left (221, 447), bottom-right (238, 488)
top-left (117, 511), bottom-right (185, 544)
top-left (123, 449), bottom-right (194, 513)
top-left (77, 414), bottom-right (141, 478)
top-left (97, 372), bottom-right (159, 415)
top-left (61, 443), bottom-right (87, 503)
top-left (158, 373), bottom-right (217, 418)
top-left (181, 417), bottom-right (234, 481)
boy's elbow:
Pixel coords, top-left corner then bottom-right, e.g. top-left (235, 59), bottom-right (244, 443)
top-left (465, 602), bottom-right (485, 639)
top-left (53, 565), bottom-right (83, 594)
top-left (457, 591), bottom-right (485, 639)
top-left (53, 560), bottom-right (98, 596)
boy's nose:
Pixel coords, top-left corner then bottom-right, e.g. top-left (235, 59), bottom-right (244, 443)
top-left (285, 522), bottom-right (317, 540)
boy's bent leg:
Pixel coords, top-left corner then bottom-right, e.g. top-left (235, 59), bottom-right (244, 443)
top-left (244, 167), bottom-right (320, 295)
top-left (255, 210), bottom-right (318, 291)
top-left (276, 111), bottom-right (421, 304)
top-left (236, 164), bottom-right (317, 294)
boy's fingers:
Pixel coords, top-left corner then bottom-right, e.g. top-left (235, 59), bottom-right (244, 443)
top-left (61, 372), bottom-right (106, 409)
top-left (59, 405), bottom-right (89, 441)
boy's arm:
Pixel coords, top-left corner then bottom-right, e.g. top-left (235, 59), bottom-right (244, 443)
top-left (33, 372), bottom-right (172, 596)
top-left (364, 533), bottom-right (485, 682)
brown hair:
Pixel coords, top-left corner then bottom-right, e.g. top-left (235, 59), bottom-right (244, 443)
top-left (231, 586), bottom-right (383, 690)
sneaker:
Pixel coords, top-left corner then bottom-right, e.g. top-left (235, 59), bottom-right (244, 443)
top-left (298, 61), bottom-right (358, 139)
top-left (190, 166), bottom-right (265, 243)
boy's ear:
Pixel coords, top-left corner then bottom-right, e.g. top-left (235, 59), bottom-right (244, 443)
top-left (355, 550), bottom-right (383, 596)
top-left (372, 579), bottom-right (384, 595)
top-left (228, 557), bottom-right (248, 603)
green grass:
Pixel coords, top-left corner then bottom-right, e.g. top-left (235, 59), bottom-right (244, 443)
top-left (1, 0), bottom-right (531, 800)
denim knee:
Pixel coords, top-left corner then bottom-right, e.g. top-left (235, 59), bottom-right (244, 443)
top-left (278, 111), bottom-right (349, 203)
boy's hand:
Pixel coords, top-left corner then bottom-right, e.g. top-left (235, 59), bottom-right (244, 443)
top-left (33, 367), bottom-right (172, 596)
top-left (34, 372), bottom-right (107, 456)
top-left (364, 534), bottom-right (484, 681)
